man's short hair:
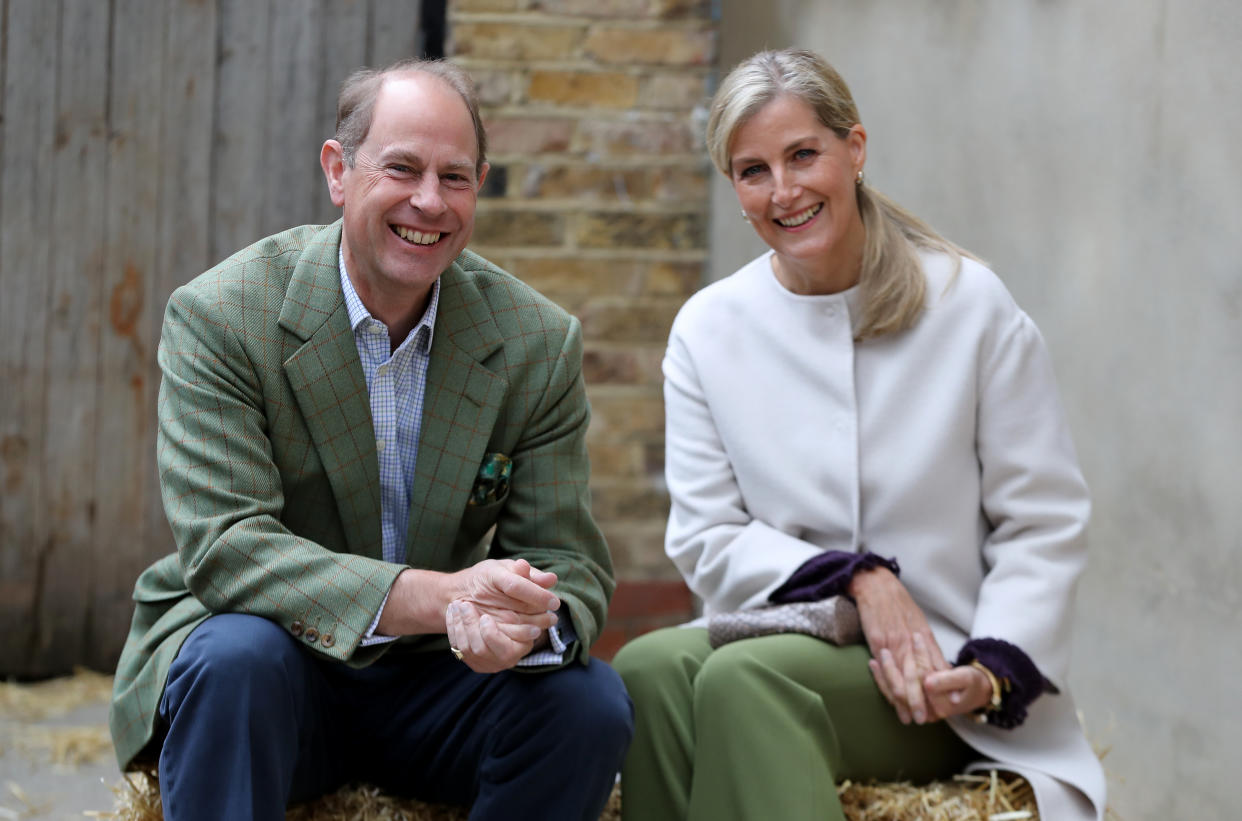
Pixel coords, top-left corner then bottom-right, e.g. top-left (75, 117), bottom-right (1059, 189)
top-left (334, 58), bottom-right (487, 174)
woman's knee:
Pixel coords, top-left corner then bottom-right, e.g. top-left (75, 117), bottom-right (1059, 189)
top-left (612, 627), bottom-right (709, 693)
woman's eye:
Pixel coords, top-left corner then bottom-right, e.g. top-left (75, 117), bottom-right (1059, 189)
top-left (793, 148), bottom-right (816, 161)
top-left (738, 164), bottom-right (764, 179)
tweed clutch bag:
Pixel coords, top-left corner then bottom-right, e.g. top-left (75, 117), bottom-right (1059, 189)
top-left (707, 596), bottom-right (863, 649)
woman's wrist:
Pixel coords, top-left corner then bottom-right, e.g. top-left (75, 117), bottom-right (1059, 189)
top-left (955, 638), bottom-right (1049, 729)
top-left (967, 660), bottom-right (1005, 720)
top-left (769, 549), bottom-right (901, 604)
top-left (846, 564), bottom-right (896, 601)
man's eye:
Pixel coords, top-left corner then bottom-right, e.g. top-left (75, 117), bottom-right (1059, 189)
top-left (444, 173), bottom-right (478, 189)
top-left (390, 165), bottom-right (414, 174)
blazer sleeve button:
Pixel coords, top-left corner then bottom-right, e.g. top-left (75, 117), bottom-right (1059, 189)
top-left (290, 620), bottom-right (305, 636)
top-left (321, 634), bottom-right (335, 648)
top-left (304, 627), bottom-right (320, 643)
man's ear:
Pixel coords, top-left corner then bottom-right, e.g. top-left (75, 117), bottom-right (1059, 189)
top-left (476, 161), bottom-right (490, 193)
top-left (320, 140), bottom-right (347, 207)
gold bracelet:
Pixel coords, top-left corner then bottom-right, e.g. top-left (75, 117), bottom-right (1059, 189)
top-left (969, 660), bottom-right (1004, 715)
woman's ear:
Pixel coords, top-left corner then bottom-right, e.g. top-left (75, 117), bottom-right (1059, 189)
top-left (847, 123), bottom-right (867, 174)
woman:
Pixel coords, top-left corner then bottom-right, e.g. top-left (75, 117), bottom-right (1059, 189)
top-left (612, 49), bottom-right (1105, 821)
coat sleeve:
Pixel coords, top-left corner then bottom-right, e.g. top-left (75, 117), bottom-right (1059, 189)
top-left (972, 310), bottom-right (1091, 689)
top-left (662, 322), bottom-right (823, 615)
top-left (157, 285), bottom-right (401, 664)
top-left (488, 316), bottom-right (614, 663)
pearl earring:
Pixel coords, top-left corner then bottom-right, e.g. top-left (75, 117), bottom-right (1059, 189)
top-left (741, 210), bottom-right (750, 222)
top-left (856, 169), bottom-right (864, 186)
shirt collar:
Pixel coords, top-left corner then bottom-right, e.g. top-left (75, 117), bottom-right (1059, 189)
top-left (338, 243), bottom-right (438, 353)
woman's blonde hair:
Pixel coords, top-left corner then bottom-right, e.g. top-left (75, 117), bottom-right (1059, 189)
top-left (707, 48), bottom-right (974, 340)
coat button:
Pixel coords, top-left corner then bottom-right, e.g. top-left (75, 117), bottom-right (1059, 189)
top-left (290, 620), bottom-right (304, 636)
top-left (321, 634), bottom-right (335, 648)
top-left (304, 627), bottom-right (319, 643)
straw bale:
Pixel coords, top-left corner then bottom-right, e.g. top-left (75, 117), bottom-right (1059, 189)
top-left (103, 769), bottom-right (1039, 821)
top-left (100, 772), bottom-right (623, 821)
top-left (838, 771), bottom-right (1038, 820)
top-left (0, 667), bottom-right (113, 721)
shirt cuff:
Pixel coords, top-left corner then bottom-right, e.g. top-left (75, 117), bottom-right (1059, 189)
top-left (359, 588), bottom-right (399, 647)
top-left (516, 604), bottom-right (576, 667)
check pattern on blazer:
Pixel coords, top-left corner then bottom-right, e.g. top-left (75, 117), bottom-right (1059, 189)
top-left (108, 221), bottom-right (613, 770)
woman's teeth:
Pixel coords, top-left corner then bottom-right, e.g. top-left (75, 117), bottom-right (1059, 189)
top-left (777, 204), bottom-right (822, 227)
top-left (393, 225), bottom-right (441, 245)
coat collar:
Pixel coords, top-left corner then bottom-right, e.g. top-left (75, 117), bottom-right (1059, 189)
top-left (278, 222), bottom-right (505, 363)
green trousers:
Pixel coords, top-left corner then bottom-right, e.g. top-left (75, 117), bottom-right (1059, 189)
top-left (612, 627), bottom-right (974, 821)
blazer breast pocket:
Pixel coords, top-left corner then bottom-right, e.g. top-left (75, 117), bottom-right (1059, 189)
top-left (460, 493), bottom-right (507, 534)
top-left (468, 452), bottom-right (512, 508)
top-left (460, 452), bottom-right (511, 539)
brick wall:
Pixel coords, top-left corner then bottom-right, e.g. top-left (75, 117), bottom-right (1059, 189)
top-left (448, 0), bottom-right (715, 635)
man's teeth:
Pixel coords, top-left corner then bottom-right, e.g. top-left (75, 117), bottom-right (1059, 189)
top-left (394, 225), bottom-right (441, 245)
top-left (777, 204), bottom-right (822, 227)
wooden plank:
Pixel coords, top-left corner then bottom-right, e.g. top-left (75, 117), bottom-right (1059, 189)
top-left (35, 0), bottom-right (111, 674)
top-left (91, 0), bottom-right (168, 675)
top-left (157, 0), bottom-right (218, 304)
top-left (210, 0), bottom-right (272, 262)
top-left (0, 0), bottom-right (6, 254)
top-left (265, 0), bottom-right (324, 231)
top-left (0, 0), bottom-right (60, 675)
top-left (132, 0), bottom-right (219, 666)
top-left (369, 0), bottom-right (424, 67)
top-left (313, 0), bottom-right (367, 225)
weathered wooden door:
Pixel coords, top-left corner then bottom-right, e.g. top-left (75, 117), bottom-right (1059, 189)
top-left (0, 0), bottom-right (443, 677)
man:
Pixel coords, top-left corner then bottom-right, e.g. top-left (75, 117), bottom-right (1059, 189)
top-left (108, 58), bottom-right (633, 821)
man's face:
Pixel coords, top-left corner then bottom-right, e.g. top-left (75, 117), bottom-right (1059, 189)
top-left (324, 73), bottom-right (487, 308)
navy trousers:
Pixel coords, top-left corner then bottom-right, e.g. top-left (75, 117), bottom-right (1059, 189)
top-left (157, 613), bottom-right (633, 821)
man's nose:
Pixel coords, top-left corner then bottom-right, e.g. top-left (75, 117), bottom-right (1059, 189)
top-left (409, 175), bottom-right (447, 215)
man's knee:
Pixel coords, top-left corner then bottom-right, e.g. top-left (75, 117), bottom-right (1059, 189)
top-left (553, 661), bottom-right (634, 751)
top-left (164, 614), bottom-right (308, 716)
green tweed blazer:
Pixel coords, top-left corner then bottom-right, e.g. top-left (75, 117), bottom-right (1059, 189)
top-left (108, 221), bottom-right (613, 770)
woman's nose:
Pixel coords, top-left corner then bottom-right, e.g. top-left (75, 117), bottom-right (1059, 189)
top-left (771, 169), bottom-right (799, 208)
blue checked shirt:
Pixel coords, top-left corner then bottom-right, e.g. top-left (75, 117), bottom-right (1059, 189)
top-left (340, 250), bottom-right (567, 664)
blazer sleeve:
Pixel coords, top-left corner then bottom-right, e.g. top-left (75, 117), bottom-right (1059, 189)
top-left (157, 285), bottom-right (401, 665)
top-left (972, 310), bottom-right (1091, 689)
top-left (663, 322), bottom-right (823, 615)
top-left (488, 316), bottom-right (614, 663)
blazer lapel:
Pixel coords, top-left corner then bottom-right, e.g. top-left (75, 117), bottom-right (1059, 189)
top-left (279, 222), bottom-right (383, 560)
top-left (404, 259), bottom-right (508, 568)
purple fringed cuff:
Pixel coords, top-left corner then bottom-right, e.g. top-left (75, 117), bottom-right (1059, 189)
top-left (955, 637), bottom-right (1055, 730)
top-left (769, 550), bottom-right (901, 604)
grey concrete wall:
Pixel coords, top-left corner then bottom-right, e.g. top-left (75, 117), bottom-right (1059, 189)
top-left (710, 2), bottom-right (1242, 818)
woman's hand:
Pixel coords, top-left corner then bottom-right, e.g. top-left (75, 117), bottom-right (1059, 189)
top-left (850, 567), bottom-right (949, 724)
top-left (923, 664), bottom-right (993, 719)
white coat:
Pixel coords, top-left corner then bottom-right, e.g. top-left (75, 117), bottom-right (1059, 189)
top-left (663, 250), bottom-right (1106, 819)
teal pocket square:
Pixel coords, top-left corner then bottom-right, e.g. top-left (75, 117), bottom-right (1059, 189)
top-left (469, 453), bottom-right (512, 507)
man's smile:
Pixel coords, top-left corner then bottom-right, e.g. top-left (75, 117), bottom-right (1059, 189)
top-left (391, 224), bottom-right (443, 245)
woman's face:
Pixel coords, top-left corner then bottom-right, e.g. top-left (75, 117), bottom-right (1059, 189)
top-left (728, 95), bottom-right (866, 274)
